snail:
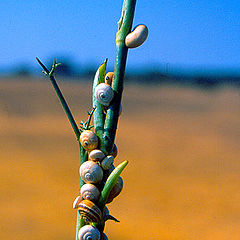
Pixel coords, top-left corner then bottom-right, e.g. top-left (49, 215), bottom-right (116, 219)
top-left (105, 72), bottom-right (114, 86)
top-left (95, 83), bottom-right (114, 106)
top-left (80, 130), bottom-right (98, 151)
top-left (78, 199), bottom-right (102, 223)
top-left (73, 195), bottom-right (83, 209)
top-left (125, 24), bottom-right (148, 48)
top-left (107, 176), bottom-right (123, 203)
top-left (80, 161), bottom-right (103, 184)
top-left (101, 155), bottom-right (114, 170)
top-left (89, 149), bottom-right (105, 162)
top-left (78, 225), bottom-right (101, 240)
top-left (110, 144), bottom-right (118, 158)
top-left (80, 183), bottom-right (100, 202)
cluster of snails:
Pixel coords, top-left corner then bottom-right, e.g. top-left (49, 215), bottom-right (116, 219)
top-left (73, 129), bottom-right (123, 240)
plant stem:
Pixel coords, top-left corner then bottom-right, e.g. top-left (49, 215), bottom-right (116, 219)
top-left (36, 58), bottom-right (80, 140)
top-left (102, 0), bottom-right (137, 154)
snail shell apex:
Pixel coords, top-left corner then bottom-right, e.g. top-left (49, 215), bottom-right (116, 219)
top-left (125, 24), bottom-right (148, 48)
top-left (80, 130), bottom-right (98, 151)
top-left (95, 83), bottom-right (114, 106)
top-left (80, 183), bottom-right (100, 202)
top-left (80, 161), bottom-right (103, 184)
top-left (78, 224), bottom-right (100, 240)
top-left (89, 149), bottom-right (105, 162)
top-left (78, 199), bottom-right (102, 223)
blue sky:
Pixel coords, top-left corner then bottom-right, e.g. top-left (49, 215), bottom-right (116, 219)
top-left (0, 0), bottom-right (240, 74)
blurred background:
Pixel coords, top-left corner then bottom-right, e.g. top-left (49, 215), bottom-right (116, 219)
top-left (0, 0), bottom-right (240, 239)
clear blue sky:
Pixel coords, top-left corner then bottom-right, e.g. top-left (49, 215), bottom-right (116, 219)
top-left (0, 0), bottom-right (240, 74)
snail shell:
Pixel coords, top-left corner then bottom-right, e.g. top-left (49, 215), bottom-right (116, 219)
top-left (110, 144), bottom-right (118, 158)
top-left (78, 199), bottom-right (102, 223)
top-left (89, 149), bottom-right (105, 162)
top-left (101, 156), bottom-right (114, 170)
top-left (78, 225), bottom-right (100, 240)
top-left (73, 195), bottom-right (83, 209)
top-left (107, 176), bottom-right (123, 203)
top-left (95, 83), bottom-right (114, 106)
top-left (80, 183), bottom-right (100, 202)
top-left (105, 72), bottom-right (114, 85)
top-left (80, 161), bottom-right (103, 184)
top-left (80, 130), bottom-right (98, 151)
top-left (125, 24), bottom-right (148, 48)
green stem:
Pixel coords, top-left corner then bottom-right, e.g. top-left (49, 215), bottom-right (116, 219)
top-left (103, 0), bottom-right (137, 153)
top-left (36, 57), bottom-right (80, 140)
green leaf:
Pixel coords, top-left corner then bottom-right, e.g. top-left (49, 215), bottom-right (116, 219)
top-left (98, 58), bottom-right (108, 83)
top-left (98, 160), bottom-right (128, 208)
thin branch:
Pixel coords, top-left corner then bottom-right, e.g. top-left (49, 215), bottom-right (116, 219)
top-left (36, 57), bottom-right (80, 140)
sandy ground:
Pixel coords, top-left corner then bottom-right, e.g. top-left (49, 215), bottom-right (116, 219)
top-left (0, 78), bottom-right (240, 240)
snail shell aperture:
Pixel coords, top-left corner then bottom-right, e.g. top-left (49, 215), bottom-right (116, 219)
top-left (125, 24), bottom-right (148, 48)
top-left (89, 149), bottom-right (105, 162)
top-left (105, 72), bottom-right (114, 86)
top-left (95, 83), bottom-right (114, 106)
top-left (80, 130), bottom-right (98, 151)
top-left (80, 183), bottom-right (100, 202)
top-left (80, 161), bottom-right (103, 184)
top-left (78, 199), bottom-right (102, 223)
top-left (78, 224), bottom-right (100, 240)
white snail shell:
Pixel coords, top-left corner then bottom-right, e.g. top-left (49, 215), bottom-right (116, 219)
top-left (78, 225), bottom-right (101, 240)
top-left (78, 199), bottom-right (102, 223)
top-left (80, 183), bottom-right (100, 202)
top-left (105, 72), bottom-right (114, 86)
top-left (73, 195), bottom-right (83, 209)
top-left (107, 176), bottom-right (123, 203)
top-left (101, 156), bottom-right (114, 170)
top-left (89, 149), bottom-right (105, 162)
top-left (80, 161), bottom-right (103, 184)
top-left (80, 130), bottom-right (98, 151)
top-left (95, 83), bottom-right (114, 106)
top-left (125, 24), bottom-right (148, 48)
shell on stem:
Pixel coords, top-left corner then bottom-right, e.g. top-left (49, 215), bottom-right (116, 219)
top-left (95, 83), bottom-right (114, 106)
top-left (78, 224), bottom-right (101, 240)
top-left (80, 130), bottom-right (98, 151)
top-left (80, 183), bottom-right (100, 202)
top-left (80, 161), bottom-right (103, 184)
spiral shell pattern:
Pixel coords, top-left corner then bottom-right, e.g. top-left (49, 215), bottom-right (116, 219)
top-left (80, 161), bottom-right (103, 184)
top-left (80, 183), bottom-right (100, 202)
top-left (78, 225), bottom-right (100, 240)
top-left (95, 83), bottom-right (114, 106)
top-left (101, 156), bottom-right (114, 170)
top-left (105, 72), bottom-right (114, 86)
top-left (80, 130), bottom-right (98, 151)
top-left (78, 200), bottom-right (102, 223)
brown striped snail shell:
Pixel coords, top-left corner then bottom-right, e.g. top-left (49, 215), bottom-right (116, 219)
top-left (78, 199), bottom-right (102, 223)
top-left (95, 83), bottom-right (114, 106)
top-left (107, 176), bottom-right (123, 203)
top-left (80, 130), bottom-right (98, 151)
top-left (78, 224), bottom-right (101, 240)
top-left (105, 72), bottom-right (114, 85)
top-left (73, 195), bottom-right (83, 209)
top-left (80, 161), bottom-right (103, 184)
top-left (89, 149), bottom-right (105, 162)
top-left (125, 24), bottom-right (148, 48)
top-left (80, 183), bottom-right (100, 202)
top-left (101, 155), bottom-right (114, 170)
